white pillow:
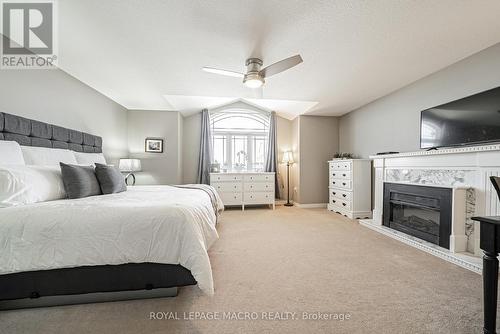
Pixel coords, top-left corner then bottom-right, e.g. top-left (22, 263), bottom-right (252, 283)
top-left (74, 152), bottom-right (107, 166)
top-left (21, 146), bottom-right (77, 166)
top-left (0, 141), bottom-right (25, 165)
top-left (0, 165), bottom-right (66, 208)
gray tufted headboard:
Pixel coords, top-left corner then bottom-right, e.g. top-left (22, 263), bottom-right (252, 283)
top-left (0, 112), bottom-right (102, 153)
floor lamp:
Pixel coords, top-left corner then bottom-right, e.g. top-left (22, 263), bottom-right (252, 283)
top-left (282, 151), bottom-right (294, 207)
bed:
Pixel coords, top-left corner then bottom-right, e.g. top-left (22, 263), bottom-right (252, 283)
top-left (0, 112), bottom-right (222, 309)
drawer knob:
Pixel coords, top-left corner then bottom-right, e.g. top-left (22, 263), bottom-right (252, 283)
top-left (342, 183), bottom-right (346, 186)
top-left (332, 192), bottom-right (336, 195)
top-left (332, 173), bottom-right (336, 176)
top-left (342, 194), bottom-right (346, 197)
top-left (333, 181), bottom-right (336, 184)
top-left (332, 200), bottom-right (336, 203)
top-left (342, 203), bottom-right (346, 206)
top-left (342, 174), bottom-right (346, 177)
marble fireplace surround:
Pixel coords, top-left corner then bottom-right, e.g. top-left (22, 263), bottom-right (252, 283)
top-left (363, 144), bottom-right (500, 261)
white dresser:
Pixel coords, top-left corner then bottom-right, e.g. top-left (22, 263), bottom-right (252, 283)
top-left (210, 172), bottom-right (275, 210)
top-left (327, 159), bottom-right (372, 219)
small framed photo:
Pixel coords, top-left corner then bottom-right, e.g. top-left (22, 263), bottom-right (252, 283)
top-left (145, 138), bottom-right (164, 153)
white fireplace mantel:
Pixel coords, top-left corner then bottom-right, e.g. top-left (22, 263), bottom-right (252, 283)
top-left (368, 144), bottom-right (500, 257)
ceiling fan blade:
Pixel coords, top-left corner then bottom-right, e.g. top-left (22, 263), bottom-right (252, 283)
top-left (202, 67), bottom-right (244, 78)
top-left (259, 54), bottom-right (303, 78)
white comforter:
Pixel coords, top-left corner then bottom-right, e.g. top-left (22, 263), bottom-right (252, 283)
top-left (0, 186), bottom-right (222, 294)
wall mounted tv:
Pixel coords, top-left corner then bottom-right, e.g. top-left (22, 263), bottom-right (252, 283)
top-left (420, 86), bottom-right (500, 149)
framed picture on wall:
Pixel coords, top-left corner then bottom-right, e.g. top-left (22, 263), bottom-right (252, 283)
top-left (145, 138), bottom-right (164, 153)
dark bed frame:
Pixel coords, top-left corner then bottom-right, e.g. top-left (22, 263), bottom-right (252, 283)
top-left (0, 113), bottom-right (198, 309)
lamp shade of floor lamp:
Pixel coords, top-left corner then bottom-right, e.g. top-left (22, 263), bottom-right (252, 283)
top-left (282, 151), bottom-right (294, 206)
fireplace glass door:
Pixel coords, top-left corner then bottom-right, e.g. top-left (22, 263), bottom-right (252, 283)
top-left (389, 196), bottom-right (440, 245)
top-left (383, 183), bottom-right (452, 249)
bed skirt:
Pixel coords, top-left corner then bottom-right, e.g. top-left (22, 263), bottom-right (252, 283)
top-left (0, 263), bottom-right (197, 306)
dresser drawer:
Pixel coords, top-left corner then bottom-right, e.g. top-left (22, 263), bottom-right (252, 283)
top-left (243, 174), bottom-right (274, 182)
top-left (330, 179), bottom-right (352, 190)
top-left (330, 170), bottom-right (351, 180)
top-left (211, 174), bottom-right (243, 182)
top-left (244, 182), bottom-right (274, 192)
top-left (330, 161), bottom-right (352, 171)
top-left (329, 198), bottom-right (351, 210)
top-left (244, 192), bottom-right (274, 204)
top-left (330, 189), bottom-right (352, 201)
top-left (220, 192), bottom-right (242, 205)
top-left (212, 182), bottom-right (242, 192)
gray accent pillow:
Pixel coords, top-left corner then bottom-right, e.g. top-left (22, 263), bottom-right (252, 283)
top-left (94, 163), bottom-right (127, 194)
top-left (60, 163), bottom-right (102, 199)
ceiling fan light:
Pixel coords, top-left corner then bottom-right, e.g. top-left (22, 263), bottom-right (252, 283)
top-left (243, 73), bottom-right (264, 88)
top-left (244, 79), bottom-right (263, 88)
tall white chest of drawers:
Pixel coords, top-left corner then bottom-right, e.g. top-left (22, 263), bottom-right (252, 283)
top-left (327, 159), bottom-right (372, 219)
top-left (210, 172), bottom-right (275, 210)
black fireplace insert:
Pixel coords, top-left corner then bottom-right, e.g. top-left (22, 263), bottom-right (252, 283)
top-left (383, 183), bottom-right (452, 249)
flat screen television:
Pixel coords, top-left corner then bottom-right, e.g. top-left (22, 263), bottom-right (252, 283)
top-left (420, 86), bottom-right (500, 149)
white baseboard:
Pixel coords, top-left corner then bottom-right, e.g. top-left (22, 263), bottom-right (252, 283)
top-left (295, 203), bottom-right (328, 208)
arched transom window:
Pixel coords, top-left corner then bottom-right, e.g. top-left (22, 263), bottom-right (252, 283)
top-left (210, 108), bottom-right (270, 171)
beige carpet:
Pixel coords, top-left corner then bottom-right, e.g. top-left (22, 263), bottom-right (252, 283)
top-left (1, 207), bottom-right (485, 334)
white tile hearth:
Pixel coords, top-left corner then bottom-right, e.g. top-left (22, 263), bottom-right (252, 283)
top-left (359, 219), bottom-right (482, 274)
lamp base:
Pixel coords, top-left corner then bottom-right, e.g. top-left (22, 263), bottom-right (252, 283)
top-left (284, 202), bottom-right (294, 207)
top-left (124, 173), bottom-right (136, 186)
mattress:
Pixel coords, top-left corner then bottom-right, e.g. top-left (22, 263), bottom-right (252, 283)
top-left (0, 186), bottom-right (222, 294)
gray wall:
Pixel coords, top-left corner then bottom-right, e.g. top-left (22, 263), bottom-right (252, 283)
top-left (297, 115), bottom-right (339, 204)
top-left (275, 115), bottom-right (292, 199)
top-left (182, 112), bottom-right (202, 184)
top-left (127, 110), bottom-right (183, 185)
top-left (0, 69), bottom-right (128, 163)
top-left (339, 42), bottom-right (500, 158)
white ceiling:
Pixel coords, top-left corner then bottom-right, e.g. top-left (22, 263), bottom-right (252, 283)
top-left (58, 0), bottom-right (500, 118)
top-left (163, 95), bottom-right (318, 120)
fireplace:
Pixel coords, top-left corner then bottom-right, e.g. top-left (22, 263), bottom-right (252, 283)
top-left (383, 183), bottom-right (452, 249)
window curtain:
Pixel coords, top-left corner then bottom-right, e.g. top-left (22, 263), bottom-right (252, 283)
top-left (196, 109), bottom-right (213, 184)
top-left (264, 111), bottom-right (280, 198)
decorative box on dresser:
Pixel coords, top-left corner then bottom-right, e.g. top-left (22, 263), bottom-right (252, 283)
top-left (210, 172), bottom-right (275, 210)
top-left (327, 159), bottom-right (372, 219)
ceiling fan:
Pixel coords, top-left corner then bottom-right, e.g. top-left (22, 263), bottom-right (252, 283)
top-left (202, 54), bottom-right (303, 89)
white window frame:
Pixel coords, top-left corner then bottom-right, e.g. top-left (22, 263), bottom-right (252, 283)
top-left (210, 108), bottom-right (270, 171)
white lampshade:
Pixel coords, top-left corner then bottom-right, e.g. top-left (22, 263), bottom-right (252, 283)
top-left (119, 159), bottom-right (142, 172)
top-left (282, 151), bottom-right (294, 164)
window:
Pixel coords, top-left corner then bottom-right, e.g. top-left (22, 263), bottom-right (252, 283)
top-left (213, 135), bottom-right (226, 166)
top-left (211, 108), bottom-right (270, 171)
